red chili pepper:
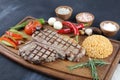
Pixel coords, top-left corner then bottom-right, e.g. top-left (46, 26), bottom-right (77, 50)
top-left (62, 21), bottom-right (79, 42)
top-left (57, 28), bottom-right (73, 34)
top-left (57, 23), bottom-right (85, 34)
top-left (6, 31), bottom-right (23, 40)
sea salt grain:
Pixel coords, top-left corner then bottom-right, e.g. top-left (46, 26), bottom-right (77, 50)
top-left (57, 8), bottom-right (70, 15)
top-left (103, 23), bottom-right (117, 31)
top-left (77, 13), bottom-right (93, 22)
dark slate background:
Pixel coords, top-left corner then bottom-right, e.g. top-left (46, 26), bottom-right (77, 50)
top-left (0, 0), bottom-right (120, 80)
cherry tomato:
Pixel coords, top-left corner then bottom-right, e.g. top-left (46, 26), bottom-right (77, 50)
top-left (24, 20), bottom-right (42, 35)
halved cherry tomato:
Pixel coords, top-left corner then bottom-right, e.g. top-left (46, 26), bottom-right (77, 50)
top-left (24, 20), bottom-right (42, 35)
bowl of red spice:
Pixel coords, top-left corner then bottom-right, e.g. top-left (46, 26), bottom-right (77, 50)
top-left (55, 6), bottom-right (73, 20)
top-left (100, 21), bottom-right (120, 37)
top-left (76, 12), bottom-right (95, 27)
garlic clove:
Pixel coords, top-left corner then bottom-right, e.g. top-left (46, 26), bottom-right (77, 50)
top-left (53, 21), bottom-right (63, 30)
top-left (48, 17), bottom-right (56, 26)
top-left (85, 28), bottom-right (93, 36)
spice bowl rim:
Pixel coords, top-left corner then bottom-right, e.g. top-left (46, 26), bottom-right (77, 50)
top-left (100, 20), bottom-right (120, 32)
top-left (76, 12), bottom-right (95, 23)
top-left (55, 5), bottom-right (73, 16)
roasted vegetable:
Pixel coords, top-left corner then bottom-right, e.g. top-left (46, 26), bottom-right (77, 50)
top-left (0, 18), bottom-right (45, 49)
top-left (3, 35), bottom-right (18, 45)
top-left (11, 18), bottom-right (45, 30)
top-left (24, 20), bottom-right (42, 35)
top-left (0, 37), bottom-right (17, 49)
top-left (9, 29), bottom-right (29, 39)
top-left (0, 40), bottom-right (13, 47)
top-left (6, 31), bottom-right (23, 40)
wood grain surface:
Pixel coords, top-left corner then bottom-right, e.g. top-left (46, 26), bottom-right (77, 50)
top-left (0, 16), bottom-right (120, 80)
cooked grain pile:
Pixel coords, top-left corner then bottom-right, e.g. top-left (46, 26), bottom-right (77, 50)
top-left (82, 35), bottom-right (113, 58)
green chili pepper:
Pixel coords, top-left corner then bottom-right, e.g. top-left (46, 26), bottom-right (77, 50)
top-left (11, 21), bottom-right (28, 30)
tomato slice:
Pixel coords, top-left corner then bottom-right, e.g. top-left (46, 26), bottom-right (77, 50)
top-left (24, 20), bottom-right (42, 35)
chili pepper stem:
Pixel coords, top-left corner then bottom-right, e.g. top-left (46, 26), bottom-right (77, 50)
top-left (75, 35), bottom-right (79, 43)
top-left (84, 23), bottom-right (89, 27)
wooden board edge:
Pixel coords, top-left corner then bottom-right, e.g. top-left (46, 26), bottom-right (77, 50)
top-left (0, 44), bottom-right (91, 80)
top-left (18, 16), bottom-right (35, 23)
top-left (104, 47), bottom-right (120, 80)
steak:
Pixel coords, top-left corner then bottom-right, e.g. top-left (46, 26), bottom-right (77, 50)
top-left (32, 28), bottom-right (85, 62)
top-left (19, 41), bottom-right (59, 64)
top-left (19, 28), bottom-right (85, 64)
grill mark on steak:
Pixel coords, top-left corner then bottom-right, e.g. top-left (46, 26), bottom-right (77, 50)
top-left (32, 28), bottom-right (85, 62)
top-left (28, 44), bottom-right (39, 60)
top-left (19, 41), bottom-right (59, 64)
top-left (35, 41), bottom-right (57, 63)
top-left (72, 47), bottom-right (82, 62)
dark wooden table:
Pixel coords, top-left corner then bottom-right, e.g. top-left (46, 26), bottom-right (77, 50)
top-left (0, 0), bottom-right (120, 80)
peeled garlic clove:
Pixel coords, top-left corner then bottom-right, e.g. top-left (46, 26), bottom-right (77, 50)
top-left (85, 28), bottom-right (93, 36)
top-left (53, 21), bottom-right (63, 30)
top-left (48, 17), bottom-right (56, 26)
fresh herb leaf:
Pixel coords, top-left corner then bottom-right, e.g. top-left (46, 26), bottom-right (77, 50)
top-left (68, 62), bottom-right (88, 70)
top-left (67, 58), bottom-right (109, 80)
top-left (93, 59), bottom-right (110, 66)
top-left (89, 58), bottom-right (99, 80)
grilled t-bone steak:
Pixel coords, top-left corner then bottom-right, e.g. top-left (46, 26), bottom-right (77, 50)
top-left (32, 28), bottom-right (85, 62)
top-left (19, 41), bottom-right (60, 64)
top-left (19, 28), bottom-right (85, 64)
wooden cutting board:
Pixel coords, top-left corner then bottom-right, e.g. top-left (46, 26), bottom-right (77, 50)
top-left (0, 16), bottom-right (120, 80)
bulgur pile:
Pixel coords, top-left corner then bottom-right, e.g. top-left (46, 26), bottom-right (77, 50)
top-left (82, 35), bottom-right (113, 58)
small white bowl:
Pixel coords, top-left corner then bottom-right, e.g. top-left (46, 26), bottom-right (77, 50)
top-left (76, 12), bottom-right (95, 27)
top-left (55, 6), bottom-right (73, 20)
top-left (100, 21), bottom-right (120, 37)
